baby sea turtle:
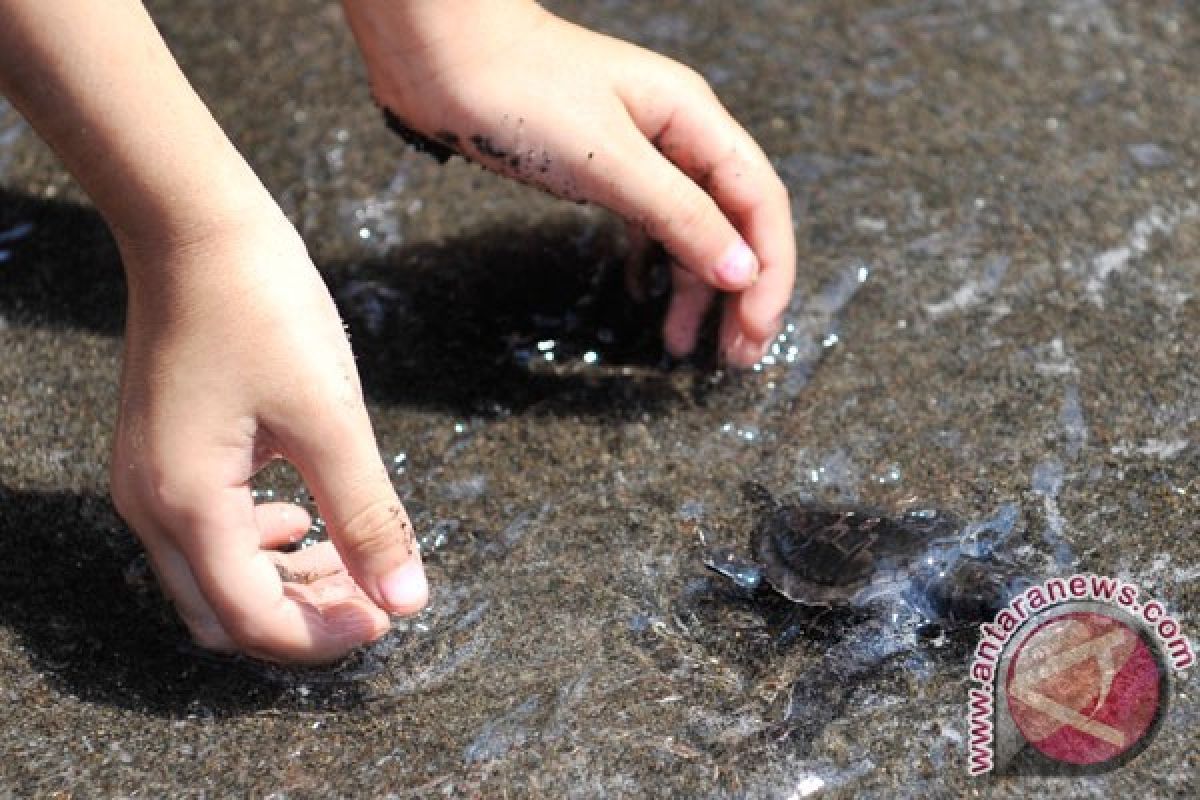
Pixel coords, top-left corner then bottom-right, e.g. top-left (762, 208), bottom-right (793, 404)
top-left (704, 483), bottom-right (1027, 626)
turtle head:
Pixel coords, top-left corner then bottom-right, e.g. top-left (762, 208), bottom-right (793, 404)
top-left (703, 548), bottom-right (766, 592)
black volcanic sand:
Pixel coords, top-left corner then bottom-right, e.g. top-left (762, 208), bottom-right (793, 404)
top-left (1, 1), bottom-right (1196, 797)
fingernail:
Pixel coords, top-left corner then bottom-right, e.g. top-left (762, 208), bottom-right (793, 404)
top-left (721, 331), bottom-right (748, 368)
top-left (723, 332), bottom-right (767, 368)
top-left (380, 560), bottom-right (429, 613)
top-left (737, 336), bottom-right (768, 366)
top-left (715, 240), bottom-right (758, 287)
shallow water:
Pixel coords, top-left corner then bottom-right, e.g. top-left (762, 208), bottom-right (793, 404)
top-left (1, 0), bottom-right (1197, 797)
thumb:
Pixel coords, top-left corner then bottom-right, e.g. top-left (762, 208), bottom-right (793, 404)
top-left (286, 409), bottom-right (428, 616)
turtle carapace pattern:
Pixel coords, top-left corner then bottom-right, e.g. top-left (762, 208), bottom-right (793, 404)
top-left (705, 483), bottom-right (1023, 625)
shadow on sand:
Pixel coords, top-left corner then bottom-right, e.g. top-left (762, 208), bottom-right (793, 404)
top-left (0, 487), bottom-right (311, 715)
top-left (0, 188), bottom-right (718, 418)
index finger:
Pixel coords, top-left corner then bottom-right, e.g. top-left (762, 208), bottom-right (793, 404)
top-left (619, 66), bottom-right (796, 352)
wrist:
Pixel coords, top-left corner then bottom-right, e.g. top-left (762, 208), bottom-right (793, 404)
top-left (340, 0), bottom-right (546, 126)
top-left (109, 172), bottom-right (279, 260)
top-left (116, 194), bottom-right (303, 302)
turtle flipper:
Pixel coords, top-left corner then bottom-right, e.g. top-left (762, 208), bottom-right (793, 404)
top-left (740, 481), bottom-right (779, 515)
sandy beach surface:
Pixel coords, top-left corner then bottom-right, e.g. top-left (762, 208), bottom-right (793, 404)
top-left (0, 1), bottom-right (1195, 796)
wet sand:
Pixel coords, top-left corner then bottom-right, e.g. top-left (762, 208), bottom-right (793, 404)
top-left (0, 1), bottom-right (1196, 796)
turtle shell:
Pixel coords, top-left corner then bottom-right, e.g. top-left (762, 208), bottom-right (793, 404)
top-left (747, 484), bottom-right (963, 606)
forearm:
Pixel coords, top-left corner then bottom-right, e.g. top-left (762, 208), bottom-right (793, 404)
top-left (0, 0), bottom-right (273, 250)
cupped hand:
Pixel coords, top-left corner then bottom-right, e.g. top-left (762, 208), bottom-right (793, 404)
top-left (342, 0), bottom-right (795, 366)
top-left (110, 209), bottom-right (427, 664)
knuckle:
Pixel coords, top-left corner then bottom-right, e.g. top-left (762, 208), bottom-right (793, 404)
top-left (656, 182), bottom-right (716, 243)
top-left (147, 474), bottom-right (209, 525)
top-left (767, 174), bottom-right (791, 206)
top-left (109, 477), bottom-right (139, 523)
top-left (110, 463), bottom-right (206, 532)
top-left (738, 168), bottom-right (789, 216)
top-left (335, 498), bottom-right (410, 562)
top-left (109, 449), bottom-right (150, 520)
top-left (675, 63), bottom-right (716, 98)
top-left (310, 402), bottom-right (365, 445)
top-left (295, 376), bottom-right (367, 425)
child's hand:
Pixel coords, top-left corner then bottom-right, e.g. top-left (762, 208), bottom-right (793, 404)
top-left (342, 0), bottom-right (795, 366)
top-left (1, 0), bottom-right (427, 665)
top-left (110, 209), bottom-right (428, 664)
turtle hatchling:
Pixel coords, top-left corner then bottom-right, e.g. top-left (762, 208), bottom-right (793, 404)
top-left (704, 483), bottom-right (1029, 626)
